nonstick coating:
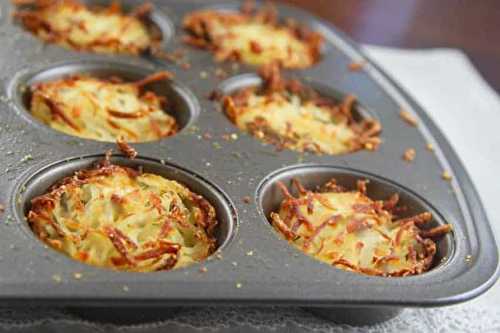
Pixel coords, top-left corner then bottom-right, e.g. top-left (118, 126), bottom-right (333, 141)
top-left (0, 0), bottom-right (497, 325)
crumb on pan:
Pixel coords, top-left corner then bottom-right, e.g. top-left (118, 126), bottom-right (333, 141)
top-left (182, 0), bottom-right (323, 68)
top-left (348, 61), bottom-right (366, 72)
top-left (270, 178), bottom-right (451, 277)
top-left (221, 62), bottom-right (382, 155)
top-left (116, 138), bottom-right (138, 159)
top-left (12, 0), bottom-right (162, 55)
top-left (442, 171), bottom-right (452, 181)
top-left (399, 110), bottom-right (418, 127)
top-left (51, 274), bottom-right (62, 283)
top-left (29, 71), bottom-right (177, 142)
top-left (403, 148), bottom-right (416, 162)
top-left (27, 155), bottom-right (218, 272)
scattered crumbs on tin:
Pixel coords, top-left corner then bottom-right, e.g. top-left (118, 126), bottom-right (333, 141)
top-left (20, 154), bottom-right (33, 163)
top-left (186, 125), bottom-right (199, 135)
top-left (442, 171), bottom-right (452, 181)
top-left (348, 60), bottom-right (366, 72)
top-left (52, 274), bottom-right (62, 283)
top-left (6, 151), bottom-right (13, 155)
top-left (260, 150), bottom-right (279, 157)
top-left (242, 196), bottom-right (251, 204)
top-left (426, 143), bottom-right (434, 151)
top-left (123, 285), bottom-right (129, 292)
top-left (235, 282), bottom-right (242, 289)
top-left (212, 142), bottom-right (222, 149)
top-left (399, 110), bottom-right (418, 126)
top-left (5, 215), bottom-right (14, 225)
top-left (230, 133), bottom-right (238, 140)
top-left (203, 132), bottom-right (212, 140)
top-left (246, 250), bottom-right (254, 256)
top-left (199, 266), bottom-right (208, 273)
top-left (364, 142), bottom-right (375, 151)
top-left (205, 162), bottom-right (211, 167)
top-left (403, 148), bottom-right (416, 162)
top-left (214, 68), bottom-right (228, 79)
top-left (200, 71), bottom-right (208, 79)
top-left (215, 253), bottom-right (223, 260)
top-left (73, 272), bottom-right (83, 280)
top-left (231, 261), bottom-right (238, 267)
top-left (231, 152), bottom-right (242, 159)
top-left (180, 62), bottom-right (191, 70)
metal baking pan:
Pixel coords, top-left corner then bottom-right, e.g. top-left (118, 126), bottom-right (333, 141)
top-left (0, 0), bottom-right (497, 326)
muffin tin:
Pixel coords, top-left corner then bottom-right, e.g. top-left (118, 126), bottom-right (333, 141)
top-left (0, 0), bottom-right (497, 326)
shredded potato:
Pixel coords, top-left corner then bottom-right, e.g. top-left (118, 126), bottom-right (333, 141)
top-left (270, 179), bottom-right (451, 277)
top-left (221, 63), bottom-right (381, 155)
top-left (28, 158), bottom-right (217, 272)
top-left (13, 0), bottom-right (160, 55)
top-left (29, 72), bottom-right (178, 142)
top-left (183, 1), bottom-right (323, 68)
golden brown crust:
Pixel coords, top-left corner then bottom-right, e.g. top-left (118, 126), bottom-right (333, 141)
top-left (27, 158), bottom-right (218, 272)
top-left (116, 138), bottom-right (138, 159)
top-left (29, 71), bottom-right (178, 142)
top-left (270, 178), bottom-right (451, 277)
top-left (12, 0), bottom-right (162, 55)
top-left (221, 63), bottom-right (382, 155)
top-left (182, 1), bottom-right (323, 68)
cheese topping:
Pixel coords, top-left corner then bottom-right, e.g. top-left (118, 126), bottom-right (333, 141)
top-left (28, 159), bottom-right (217, 272)
top-left (13, 0), bottom-right (160, 55)
top-left (183, 3), bottom-right (323, 68)
top-left (222, 63), bottom-right (381, 154)
top-left (270, 179), bottom-right (451, 277)
top-left (29, 72), bottom-right (178, 142)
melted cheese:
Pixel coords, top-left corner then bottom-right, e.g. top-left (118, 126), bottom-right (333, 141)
top-left (184, 10), bottom-right (321, 68)
top-left (30, 75), bottom-right (178, 142)
top-left (28, 164), bottom-right (217, 272)
top-left (228, 92), bottom-right (358, 154)
top-left (271, 190), bottom-right (435, 276)
top-left (16, 0), bottom-right (154, 54)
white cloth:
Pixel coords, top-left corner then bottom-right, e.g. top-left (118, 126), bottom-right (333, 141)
top-left (1, 47), bottom-right (499, 332)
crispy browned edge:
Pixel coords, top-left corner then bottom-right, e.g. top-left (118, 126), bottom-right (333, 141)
top-left (29, 70), bottom-right (178, 139)
top-left (270, 178), bottom-right (452, 277)
top-left (182, 0), bottom-right (324, 67)
top-left (12, 0), bottom-right (163, 55)
top-left (27, 151), bottom-right (218, 271)
top-left (218, 62), bottom-right (382, 154)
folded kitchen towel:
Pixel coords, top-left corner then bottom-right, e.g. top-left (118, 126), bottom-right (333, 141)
top-left (0, 46), bottom-right (499, 333)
